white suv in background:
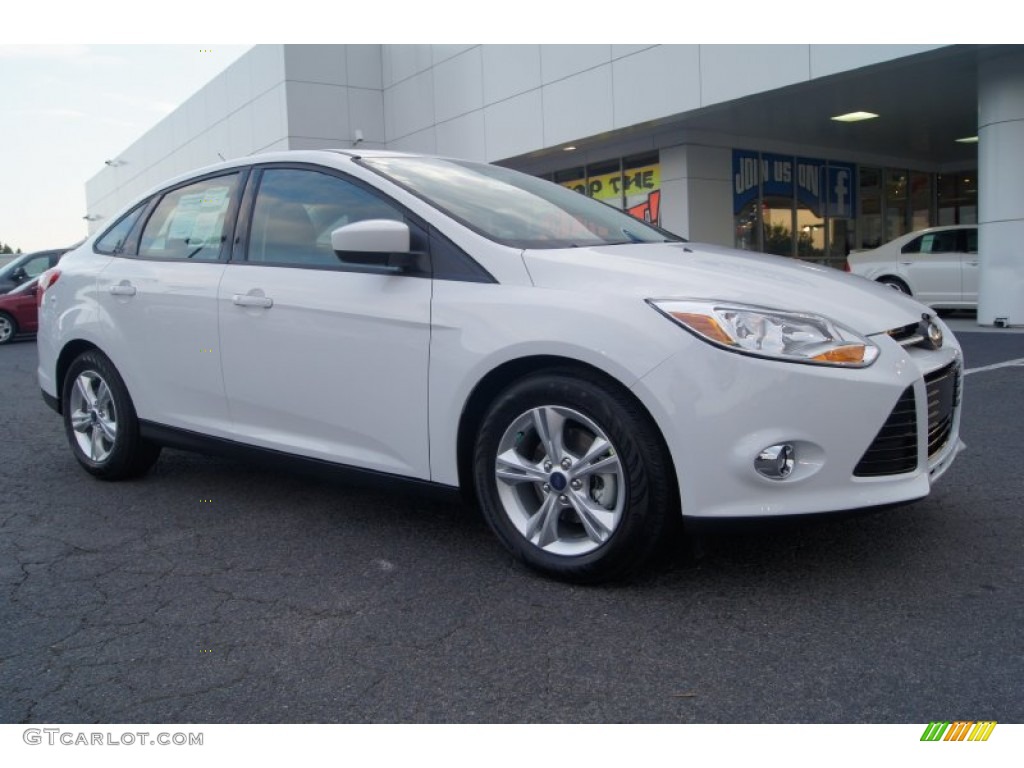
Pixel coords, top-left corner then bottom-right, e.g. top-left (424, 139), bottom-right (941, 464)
top-left (846, 225), bottom-right (979, 309)
top-left (36, 150), bottom-right (964, 582)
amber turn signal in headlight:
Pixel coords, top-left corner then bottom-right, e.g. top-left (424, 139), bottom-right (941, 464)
top-left (649, 299), bottom-right (879, 368)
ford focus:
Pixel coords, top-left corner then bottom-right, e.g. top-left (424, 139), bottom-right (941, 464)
top-left (37, 150), bottom-right (964, 581)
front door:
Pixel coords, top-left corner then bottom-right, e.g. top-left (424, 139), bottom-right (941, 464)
top-left (217, 166), bottom-right (432, 478)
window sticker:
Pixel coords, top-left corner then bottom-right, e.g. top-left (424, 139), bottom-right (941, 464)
top-left (167, 193), bottom-right (205, 241)
top-left (189, 212), bottom-right (222, 248)
top-left (166, 187), bottom-right (230, 246)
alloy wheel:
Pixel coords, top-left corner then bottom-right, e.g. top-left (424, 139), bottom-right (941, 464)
top-left (68, 370), bottom-right (118, 462)
top-left (493, 405), bottom-right (625, 556)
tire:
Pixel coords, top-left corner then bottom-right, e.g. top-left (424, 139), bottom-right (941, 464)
top-left (0, 312), bottom-right (16, 345)
top-left (61, 350), bottom-right (161, 480)
top-left (473, 370), bottom-right (677, 583)
top-left (878, 277), bottom-right (911, 295)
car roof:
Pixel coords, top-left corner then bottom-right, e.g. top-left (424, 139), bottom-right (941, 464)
top-left (881, 224), bottom-right (974, 246)
top-left (4, 247), bottom-right (67, 263)
top-left (133, 149), bottom-right (454, 202)
top-left (902, 224), bottom-right (974, 236)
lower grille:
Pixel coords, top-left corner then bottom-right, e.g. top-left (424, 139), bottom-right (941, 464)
top-left (926, 361), bottom-right (960, 458)
top-left (854, 385), bottom-right (918, 477)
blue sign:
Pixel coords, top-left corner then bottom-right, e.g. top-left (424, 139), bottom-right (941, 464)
top-left (733, 150), bottom-right (856, 218)
top-left (732, 149), bottom-right (760, 214)
top-left (826, 164), bottom-right (855, 218)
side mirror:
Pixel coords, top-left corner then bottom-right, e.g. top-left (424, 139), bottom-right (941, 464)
top-left (12, 268), bottom-right (27, 283)
top-left (331, 219), bottom-right (415, 270)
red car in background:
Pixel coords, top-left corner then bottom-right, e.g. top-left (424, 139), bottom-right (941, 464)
top-left (0, 277), bottom-right (41, 345)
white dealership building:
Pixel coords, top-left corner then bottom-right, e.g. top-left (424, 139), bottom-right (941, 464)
top-left (85, 44), bottom-right (1024, 326)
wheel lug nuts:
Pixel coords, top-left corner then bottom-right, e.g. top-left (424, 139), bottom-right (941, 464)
top-left (559, 494), bottom-right (568, 505)
top-left (542, 483), bottom-right (550, 493)
top-left (543, 461), bottom-right (552, 472)
top-left (571, 479), bottom-right (582, 490)
top-left (560, 458), bottom-right (572, 470)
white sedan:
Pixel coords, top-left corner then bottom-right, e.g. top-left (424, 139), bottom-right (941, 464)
top-left (846, 225), bottom-right (979, 309)
top-left (37, 151), bottom-right (964, 581)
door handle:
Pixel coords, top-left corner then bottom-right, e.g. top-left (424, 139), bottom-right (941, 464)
top-left (899, 261), bottom-right (913, 266)
top-left (233, 293), bottom-right (273, 309)
top-left (109, 282), bottom-right (137, 296)
top-left (967, 261), bottom-right (979, 266)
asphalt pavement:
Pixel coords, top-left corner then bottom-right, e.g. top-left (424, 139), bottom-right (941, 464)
top-left (1, 329), bottom-right (1022, 723)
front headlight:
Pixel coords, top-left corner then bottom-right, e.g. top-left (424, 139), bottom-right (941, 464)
top-left (648, 299), bottom-right (879, 367)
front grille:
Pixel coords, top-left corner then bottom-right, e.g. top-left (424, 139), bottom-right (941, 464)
top-left (925, 361), bottom-right (960, 458)
top-left (854, 385), bottom-right (918, 477)
top-left (886, 322), bottom-right (922, 346)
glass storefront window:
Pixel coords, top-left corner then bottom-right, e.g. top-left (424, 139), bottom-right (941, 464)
top-left (960, 173), bottom-right (977, 224)
top-left (623, 152), bottom-right (660, 224)
top-left (795, 159), bottom-right (824, 261)
top-left (937, 171), bottom-right (978, 225)
top-left (910, 171), bottom-right (932, 231)
top-left (554, 167), bottom-right (586, 195)
top-left (937, 173), bottom-right (957, 225)
top-left (859, 167), bottom-right (883, 250)
top-left (761, 153), bottom-right (794, 257)
top-left (827, 218), bottom-right (853, 262)
top-left (584, 159), bottom-right (622, 209)
top-left (885, 168), bottom-right (909, 241)
top-left (553, 154), bottom-right (662, 226)
top-left (734, 150), bottom-right (856, 263)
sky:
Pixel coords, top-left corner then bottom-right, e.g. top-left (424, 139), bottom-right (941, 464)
top-left (0, 45), bottom-right (252, 252)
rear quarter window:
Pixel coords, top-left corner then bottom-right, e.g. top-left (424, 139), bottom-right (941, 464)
top-left (95, 203), bottom-right (148, 255)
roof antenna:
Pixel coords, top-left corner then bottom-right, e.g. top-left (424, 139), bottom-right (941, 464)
top-left (217, 152), bottom-right (226, 161)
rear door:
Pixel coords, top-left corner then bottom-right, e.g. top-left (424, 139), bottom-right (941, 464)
top-left (901, 229), bottom-right (962, 304)
top-left (94, 171), bottom-right (244, 435)
top-left (4, 280), bottom-right (41, 333)
top-left (217, 164), bottom-right (432, 478)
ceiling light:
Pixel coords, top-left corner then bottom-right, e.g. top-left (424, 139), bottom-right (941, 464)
top-left (955, 136), bottom-right (979, 144)
top-left (831, 111), bottom-right (879, 123)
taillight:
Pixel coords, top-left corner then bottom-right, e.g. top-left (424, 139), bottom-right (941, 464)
top-left (37, 268), bottom-right (60, 307)
top-left (843, 260), bottom-right (851, 273)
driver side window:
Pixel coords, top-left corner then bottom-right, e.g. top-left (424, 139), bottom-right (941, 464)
top-left (246, 168), bottom-right (402, 267)
top-left (23, 255), bottom-right (51, 278)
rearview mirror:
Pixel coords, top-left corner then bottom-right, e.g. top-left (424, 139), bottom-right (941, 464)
top-left (331, 220), bottom-right (414, 270)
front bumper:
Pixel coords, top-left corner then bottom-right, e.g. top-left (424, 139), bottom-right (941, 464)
top-left (631, 326), bottom-right (964, 519)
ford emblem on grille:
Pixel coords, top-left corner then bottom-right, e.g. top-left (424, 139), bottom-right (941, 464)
top-left (920, 313), bottom-right (944, 350)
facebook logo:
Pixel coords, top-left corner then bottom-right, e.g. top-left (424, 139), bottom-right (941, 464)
top-left (827, 165), bottom-right (855, 218)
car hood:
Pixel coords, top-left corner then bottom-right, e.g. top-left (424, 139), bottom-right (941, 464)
top-left (522, 241), bottom-right (927, 335)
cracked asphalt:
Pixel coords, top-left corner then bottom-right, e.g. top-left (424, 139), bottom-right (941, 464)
top-left (1, 331), bottom-right (1022, 723)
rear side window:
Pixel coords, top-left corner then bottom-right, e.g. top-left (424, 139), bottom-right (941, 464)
top-left (95, 203), bottom-right (147, 255)
top-left (964, 228), bottom-right (978, 253)
top-left (139, 174), bottom-right (239, 261)
top-left (900, 236), bottom-right (922, 254)
top-left (920, 230), bottom-right (959, 254)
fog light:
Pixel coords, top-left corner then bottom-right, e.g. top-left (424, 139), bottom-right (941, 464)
top-left (755, 444), bottom-right (795, 479)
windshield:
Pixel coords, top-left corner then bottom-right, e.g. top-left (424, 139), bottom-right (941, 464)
top-left (0, 253), bottom-right (30, 280)
top-left (359, 156), bottom-right (682, 250)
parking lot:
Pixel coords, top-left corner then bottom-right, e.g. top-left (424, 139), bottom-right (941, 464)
top-left (1, 326), bottom-right (1022, 724)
